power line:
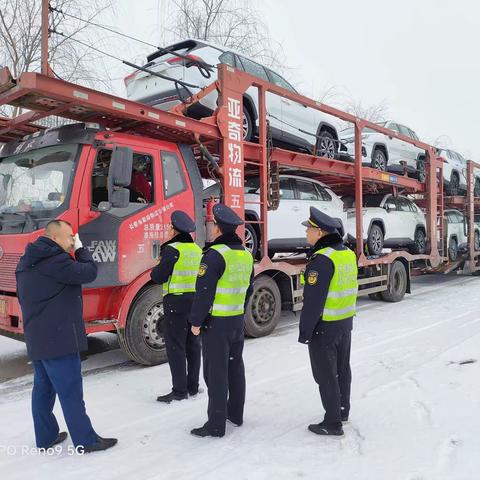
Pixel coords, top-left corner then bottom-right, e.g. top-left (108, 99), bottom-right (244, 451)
top-left (50, 5), bottom-right (159, 52)
top-left (51, 29), bottom-right (203, 92)
top-left (49, 5), bottom-right (215, 70)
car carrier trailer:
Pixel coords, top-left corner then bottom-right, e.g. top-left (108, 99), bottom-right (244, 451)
top-left (0, 32), bottom-right (479, 365)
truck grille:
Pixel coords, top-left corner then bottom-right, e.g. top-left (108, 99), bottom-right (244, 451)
top-left (0, 253), bottom-right (20, 291)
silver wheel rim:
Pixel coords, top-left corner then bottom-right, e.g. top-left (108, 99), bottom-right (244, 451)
top-left (318, 137), bottom-right (335, 159)
top-left (374, 152), bottom-right (386, 170)
top-left (416, 231), bottom-right (425, 251)
top-left (243, 112), bottom-right (249, 140)
top-left (245, 227), bottom-right (255, 253)
top-left (451, 175), bottom-right (459, 194)
top-left (371, 228), bottom-right (383, 253)
top-left (449, 240), bottom-right (457, 260)
top-left (142, 302), bottom-right (165, 350)
top-left (418, 162), bottom-right (426, 181)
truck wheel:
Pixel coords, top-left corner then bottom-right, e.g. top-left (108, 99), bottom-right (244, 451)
top-left (244, 275), bottom-right (281, 337)
top-left (118, 285), bottom-right (167, 365)
top-left (245, 224), bottom-right (259, 258)
top-left (367, 224), bottom-right (384, 255)
top-left (381, 261), bottom-right (407, 302)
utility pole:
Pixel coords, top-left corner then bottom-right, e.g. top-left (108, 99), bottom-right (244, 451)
top-left (41, 0), bottom-right (53, 76)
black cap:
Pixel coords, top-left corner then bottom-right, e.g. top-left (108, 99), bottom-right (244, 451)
top-left (301, 206), bottom-right (344, 236)
top-left (171, 210), bottom-right (196, 233)
top-left (213, 203), bottom-right (243, 232)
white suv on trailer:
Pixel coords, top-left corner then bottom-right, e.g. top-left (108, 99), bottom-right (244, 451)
top-left (437, 148), bottom-right (480, 197)
top-left (339, 121), bottom-right (426, 179)
top-left (125, 39), bottom-right (340, 158)
top-left (445, 209), bottom-right (480, 261)
top-left (344, 194), bottom-right (427, 256)
top-left (202, 175), bottom-right (347, 257)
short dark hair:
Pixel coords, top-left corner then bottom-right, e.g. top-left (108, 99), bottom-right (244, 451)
top-left (46, 219), bottom-right (72, 229)
top-left (217, 222), bottom-right (236, 235)
top-left (45, 219), bottom-right (72, 236)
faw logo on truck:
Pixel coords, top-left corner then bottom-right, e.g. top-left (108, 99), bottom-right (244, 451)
top-left (86, 240), bottom-right (117, 263)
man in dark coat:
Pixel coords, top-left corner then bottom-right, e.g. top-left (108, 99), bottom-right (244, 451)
top-left (16, 220), bottom-right (117, 453)
top-left (299, 207), bottom-right (358, 436)
top-left (189, 204), bottom-right (254, 438)
top-left (151, 210), bottom-right (202, 403)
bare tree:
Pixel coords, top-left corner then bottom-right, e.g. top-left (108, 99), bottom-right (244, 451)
top-left (432, 134), bottom-right (453, 149)
top-left (166, 0), bottom-right (285, 70)
top-left (343, 98), bottom-right (389, 123)
top-left (0, 0), bottom-right (114, 117)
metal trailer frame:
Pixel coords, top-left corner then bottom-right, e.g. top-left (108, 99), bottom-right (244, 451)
top-left (0, 64), bottom-right (448, 305)
top-left (0, 5), bottom-right (479, 340)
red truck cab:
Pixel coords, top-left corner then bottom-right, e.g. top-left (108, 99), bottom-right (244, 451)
top-left (0, 122), bottom-right (205, 364)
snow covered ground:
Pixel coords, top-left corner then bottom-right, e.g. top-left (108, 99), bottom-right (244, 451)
top-left (1, 274), bottom-right (479, 480)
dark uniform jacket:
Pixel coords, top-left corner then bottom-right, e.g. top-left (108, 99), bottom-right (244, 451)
top-left (15, 236), bottom-right (98, 361)
top-left (189, 232), bottom-right (254, 328)
top-left (298, 233), bottom-right (354, 344)
top-left (150, 232), bottom-right (196, 315)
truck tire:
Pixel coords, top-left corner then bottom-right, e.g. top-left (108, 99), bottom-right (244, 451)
top-left (244, 275), bottom-right (281, 337)
top-left (118, 285), bottom-right (167, 366)
top-left (381, 261), bottom-right (407, 302)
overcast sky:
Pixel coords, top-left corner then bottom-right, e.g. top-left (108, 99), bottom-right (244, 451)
top-left (111, 0), bottom-right (480, 160)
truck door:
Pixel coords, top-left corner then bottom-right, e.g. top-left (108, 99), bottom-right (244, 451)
top-left (78, 143), bottom-right (163, 287)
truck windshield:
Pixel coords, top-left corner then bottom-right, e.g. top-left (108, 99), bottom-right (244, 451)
top-left (0, 144), bottom-right (78, 232)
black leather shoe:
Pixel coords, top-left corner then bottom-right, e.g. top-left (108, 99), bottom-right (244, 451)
top-left (227, 416), bottom-right (243, 427)
top-left (188, 387), bottom-right (203, 396)
top-left (40, 431), bottom-right (68, 449)
top-left (308, 423), bottom-right (344, 436)
top-left (156, 392), bottom-right (188, 403)
top-left (82, 436), bottom-right (118, 453)
top-left (190, 425), bottom-right (224, 438)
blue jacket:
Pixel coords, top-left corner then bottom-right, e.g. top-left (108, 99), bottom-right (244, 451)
top-left (15, 236), bottom-right (97, 361)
